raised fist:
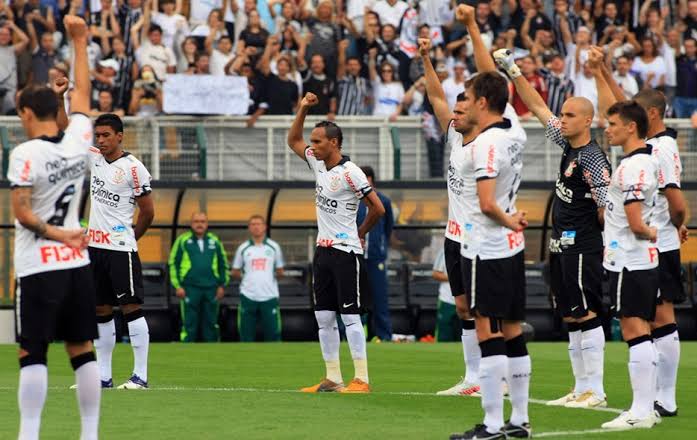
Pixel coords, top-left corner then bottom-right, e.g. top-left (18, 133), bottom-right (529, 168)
top-left (417, 38), bottom-right (431, 57)
top-left (63, 15), bottom-right (88, 40)
top-left (301, 92), bottom-right (319, 108)
top-left (493, 48), bottom-right (521, 78)
top-left (455, 4), bottom-right (475, 25)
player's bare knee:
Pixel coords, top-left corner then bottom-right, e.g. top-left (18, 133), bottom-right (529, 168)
top-left (652, 302), bottom-right (675, 328)
top-left (455, 303), bottom-right (471, 320)
top-left (96, 304), bottom-right (113, 316)
top-left (18, 339), bottom-right (48, 367)
top-left (502, 320), bottom-right (522, 340)
top-left (65, 340), bottom-right (94, 359)
top-left (121, 303), bottom-right (141, 316)
top-left (620, 317), bottom-right (649, 341)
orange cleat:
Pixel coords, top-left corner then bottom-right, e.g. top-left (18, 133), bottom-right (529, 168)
top-left (300, 378), bottom-right (344, 393)
top-left (339, 378), bottom-right (371, 393)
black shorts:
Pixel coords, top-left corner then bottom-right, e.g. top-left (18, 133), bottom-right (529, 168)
top-left (658, 250), bottom-right (686, 304)
top-left (15, 265), bottom-right (98, 343)
top-left (89, 247), bottom-right (145, 307)
top-left (312, 247), bottom-right (367, 314)
top-left (461, 251), bottom-right (526, 321)
top-left (444, 238), bottom-right (466, 297)
top-left (549, 252), bottom-right (603, 318)
top-left (609, 268), bottom-right (659, 321)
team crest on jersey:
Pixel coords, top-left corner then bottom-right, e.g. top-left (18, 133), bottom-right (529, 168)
top-left (564, 159), bottom-right (577, 177)
top-left (329, 174), bottom-right (341, 192)
top-left (112, 168), bottom-right (125, 184)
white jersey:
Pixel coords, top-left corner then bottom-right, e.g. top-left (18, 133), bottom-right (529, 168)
top-left (7, 114), bottom-right (92, 278)
top-left (445, 104), bottom-right (521, 244)
top-left (433, 249), bottom-right (455, 305)
top-left (87, 150), bottom-right (152, 252)
top-left (304, 147), bottom-right (373, 254)
top-left (232, 238), bottom-right (284, 302)
top-left (459, 105), bottom-right (527, 260)
top-left (603, 148), bottom-right (659, 272)
top-left (647, 130), bottom-right (682, 252)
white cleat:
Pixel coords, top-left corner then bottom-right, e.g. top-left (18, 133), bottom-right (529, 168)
top-left (546, 391), bottom-right (577, 406)
top-left (436, 377), bottom-right (481, 396)
top-left (116, 374), bottom-right (148, 390)
top-left (565, 391), bottom-right (608, 408)
top-left (601, 411), bottom-right (659, 429)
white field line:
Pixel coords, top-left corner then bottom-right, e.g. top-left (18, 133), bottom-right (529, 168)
top-left (0, 385), bottom-right (624, 414)
top-left (535, 428), bottom-right (630, 438)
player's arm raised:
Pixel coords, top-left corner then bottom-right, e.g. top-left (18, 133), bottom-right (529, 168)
top-left (587, 46), bottom-right (618, 119)
top-left (287, 92), bottom-right (318, 160)
top-left (420, 38), bottom-right (450, 133)
top-left (456, 4), bottom-right (496, 73)
top-left (357, 191), bottom-right (386, 240)
top-left (64, 15), bottom-right (90, 115)
top-left (493, 49), bottom-right (553, 126)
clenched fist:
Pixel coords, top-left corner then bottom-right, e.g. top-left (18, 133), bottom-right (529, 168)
top-left (417, 38), bottom-right (431, 57)
top-left (63, 15), bottom-right (87, 40)
top-left (301, 92), bottom-right (319, 108)
top-left (455, 4), bottom-right (475, 25)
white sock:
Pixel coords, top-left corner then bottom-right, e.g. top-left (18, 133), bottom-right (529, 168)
top-left (479, 339), bottom-right (507, 433)
top-left (581, 325), bottom-right (606, 398)
top-left (568, 330), bottom-right (587, 394)
top-left (462, 326), bottom-right (481, 384)
top-left (628, 339), bottom-right (657, 419)
top-left (127, 316), bottom-right (149, 382)
top-left (507, 355), bottom-right (531, 426)
top-left (341, 314), bottom-right (369, 383)
top-left (94, 319), bottom-right (115, 382)
top-left (18, 364), bottom-right (47, 440)
top-left (315, 310), bottom-right (342, 384)
top-left (654, 327), bottom-right (680, 411)
top-left (74, 361), bottom-right (101, 440)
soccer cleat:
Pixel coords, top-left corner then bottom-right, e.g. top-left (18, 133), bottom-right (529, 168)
top-left (339, 378), bottom-right (371, 393)
top-left (564, 391), bottom-right (607, 408)
top-left (300, 378), bottom-right (344, 393)
top-left (654, 401), bottom-right (678, 417)
top-left (450, 424), bottom-right (506, 440)
top-left (601, 410), bottom-right (658, 429)
top-left (503, 421), bottom-right (532, 438)
top-left (436, 377), bottom-right (481, 396)
top-left (69, 379), bottom-right (113, 389)
top-left (546, 391), bottom-right (577, 406)
top-left (117, 374), bottom-right (148, 389)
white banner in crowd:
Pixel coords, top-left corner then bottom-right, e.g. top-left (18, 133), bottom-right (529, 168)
top-left (163, 75), bottom-right (250, 115)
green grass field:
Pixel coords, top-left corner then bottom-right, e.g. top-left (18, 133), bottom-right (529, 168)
top-left (0, 342), bottom-right (694, 439)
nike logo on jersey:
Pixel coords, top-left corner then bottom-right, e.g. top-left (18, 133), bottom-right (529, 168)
top-left (342, 303), bottom-right (354, 308)
top-left (116, 293), bottom-right (127, 299)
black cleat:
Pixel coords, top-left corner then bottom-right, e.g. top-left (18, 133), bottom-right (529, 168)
top-left (503, 422), bottom-right (532, 438)
top-left (450, 424), bottom-right (507, 440)
top-left (654, 401), bottom-right (678, 417)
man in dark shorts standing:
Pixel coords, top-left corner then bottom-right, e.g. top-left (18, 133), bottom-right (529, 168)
top-left (495, 47), bottom-right (611, 409)
top-left (287, 92), bottom-right (385, 394)
top-left (9, 15), bottom-right (101, 440)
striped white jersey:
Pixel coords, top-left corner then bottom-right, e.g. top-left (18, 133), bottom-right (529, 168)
top-left (7, 114), bottom-right (92, 277)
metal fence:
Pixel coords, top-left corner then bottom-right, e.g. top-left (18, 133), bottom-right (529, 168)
top-left (2, 116), bottom-right (697, 181)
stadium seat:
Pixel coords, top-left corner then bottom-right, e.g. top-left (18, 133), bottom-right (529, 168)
top-left (386, 263), bottom-right (412, 336)
top-left (141, 263), bottom-right (170, 308)
top-left (408, 263), bottom-right (439, 337)
top-left (524, 262), bottom-right (557, 341)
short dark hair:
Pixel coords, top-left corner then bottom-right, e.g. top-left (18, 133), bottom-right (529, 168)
top-left (148, 24), bottom-right (163, 34)
top-left (685, 38), bottom-right (697, 46)
top-left (633, 89), bottom-right (666, 119)
top-left (95, 113), bottom-right (124, 134)
top-left (219, 35), bottom-right (232, 44)
top-left (17, 85), bottom-right (58, 120)
top-left (607, 100), bottom-right (649, 139)
top-left (315, 121), bottom-right (343, 147)
top-left (456, 92), bottom-right (466, 102)
top-left (347, 56), bottom-right (362, 64)
top-left (470, 72), bottom-right (508, 114)
top-left (361, 166), bottom-right (375, 182)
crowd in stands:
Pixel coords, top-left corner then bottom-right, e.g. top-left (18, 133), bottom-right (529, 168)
top-left (1, 0), bottom-right (697, 123)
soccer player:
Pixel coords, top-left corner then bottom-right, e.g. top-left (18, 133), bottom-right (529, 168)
top-left (9, 15), bottom-right (100, 440)
top-left (447, 7), bottom-right (531, 439)
top-left (494, 48), bottom-right (610, 409)
top-left (85, 113), bottom-right (154, 389)
top-left (232, 215), bottom-right (285, 342)
top-left (589, 49), bottom-right (688, 418)
top-left (287, 92), bottom-right (385, 393)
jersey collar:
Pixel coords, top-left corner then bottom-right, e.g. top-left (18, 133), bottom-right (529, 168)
top-left (647, 128), bottom-right (678, 141)
top-left (326, 155), bottom-right (350, 171)
top-left (478, 118), bottom-right (512, 135)
top-left (105, 151), bottom-right (131, 164)
top-left (623, 146), bottom-right (652, 159)
top-left (34, 131), bottom-right (65, 143)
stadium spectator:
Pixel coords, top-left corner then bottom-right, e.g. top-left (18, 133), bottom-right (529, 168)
top-left (509, 0), bottom-right (551, 49)
top-left (177, 35), bottom-right (198, 72)
top-left (258, 35), bottom-right (300, 115)
top-left (432, 248), bottom-right (459, 342)
top-left (129, 65), bottom-right (163, 116)
top-left (305, 1), bottom-right (340, 80)
top-left (90, 0), bottom-right (122, 47)
top-left (632, 37), bottom-right (666, 90)
top-left (232, 215), bottom-right (285, 342)
top-left (207, 34), bottom-right (234, 75)
top-left (336, 41), bottom-right (370, 116)
top-left (595, 1), bottom-right (623, 42)
top-left (188, 0), bottom-right (222, 28)
top-left (612, 55), bottom-right (639, 100)
top-left (91, 89), bottom-right (125, 117)
top-left (0, 20), bottom-right (29, 114)
top-left (474, 0), bottom-right (500, 40)
top-left (236, 8), bottom-right (269, 67)
top-left (133, 23), bottom-right (176, 80)
top-left (26, 26), bottom-right (57, 85)
top-left (117, 0), bottom-right (144, 56)
top-left (551, 0), bottom-right (581, 56)
top-left (91, 58), bottom-right (119, 105)
top-left (303, 53), bottom-right (337, 118)
top-left (682, 0), bottom-right (697, 40)
top-left (368, 47), bottom-right (404, 121)
top-left (403, 75), bottom-right (426, 115)
top-left (442, 60), bottom-right (466, 111)
top-left (150, 0), bottom-right (189, 51)
top-left (191, 51), bottom-right (210, 74)
top-left (510, 55), bottom-right (547, 119)
top-left (190, 7), bottom-right (228, 48)
top-left (371, 0), bottom-right (409, 29)
top-left (102, 35), bottom-right (136, 112)
top-left (269, 0), bottom-right (301, 35)
top-left (674, 37), bottom-right (697, 117)
top-left (539, 53), bottom-right (574, 117)
top-left (169, 212), bottom-right (230, 343)
top-left (356, 166), bottom-right (394, 343)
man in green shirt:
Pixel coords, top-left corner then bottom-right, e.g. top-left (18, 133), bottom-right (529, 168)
top-left (169, 212), bottom-right (229, 342)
